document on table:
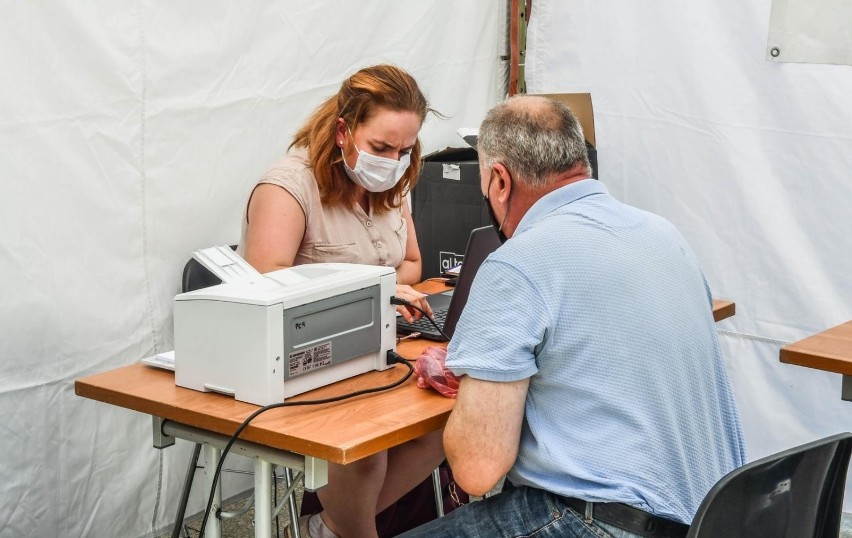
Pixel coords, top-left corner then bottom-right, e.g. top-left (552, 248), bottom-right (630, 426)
top-left (140, 350), bottom-right (175, 371)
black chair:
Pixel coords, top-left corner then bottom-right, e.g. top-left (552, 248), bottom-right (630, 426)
top-left (687, 432), bottom-right (852, 538)
top-left (181, 255), bottom-right (224, 293)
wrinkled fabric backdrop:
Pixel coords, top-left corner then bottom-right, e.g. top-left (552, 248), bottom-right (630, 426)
top-left (0, 3), bottom-right (502, 536)
top-left (527, 0), bottom-right (852, 513)
top-left (2, 1), bottom-right (851, 536)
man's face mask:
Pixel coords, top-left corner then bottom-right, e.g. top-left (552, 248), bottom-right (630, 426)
top-left (341, 126), bottom-right (411, 193)
top-left (483, 168), bottom-right (510, 244)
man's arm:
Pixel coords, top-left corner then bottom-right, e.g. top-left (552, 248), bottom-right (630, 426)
top-left (444, 375), bottom-right (530, 496)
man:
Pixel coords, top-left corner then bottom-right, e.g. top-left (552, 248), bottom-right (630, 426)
top-left (401, 96), bottom-right (745, 538)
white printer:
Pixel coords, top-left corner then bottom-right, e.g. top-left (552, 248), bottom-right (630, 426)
top-left (174, 246), bottom-right (397, 406)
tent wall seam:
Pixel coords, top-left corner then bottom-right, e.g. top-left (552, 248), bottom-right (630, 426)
top-left (133, 2), bottom-right (167, 534)
top-left (717, 329), bottom-right (791, 348)
top-left (136, 2), bottom-right (159, 355)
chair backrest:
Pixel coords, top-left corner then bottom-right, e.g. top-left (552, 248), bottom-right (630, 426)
top-left (181, 245), bottom-right (237, 293)
top-left (686, 432), bottom-right (852, 538)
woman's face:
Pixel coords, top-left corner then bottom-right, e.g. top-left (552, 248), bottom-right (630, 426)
top-left (337, 107), bottom-right (421, 165)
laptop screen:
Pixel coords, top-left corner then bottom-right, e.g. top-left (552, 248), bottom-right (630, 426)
top-left (396, 225), bottom-right (501, 341)
top-left (441, 225), bottom-right (502, 339)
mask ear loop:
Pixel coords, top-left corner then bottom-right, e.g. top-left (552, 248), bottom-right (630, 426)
top-left (500, 176), bottom-right (513, 233)
top-left (485, 167), bottom-right (512, 234)
top-left (339, 122), bottom-right (359, 170)
top-left (344, 120), bottom-right (366, 152)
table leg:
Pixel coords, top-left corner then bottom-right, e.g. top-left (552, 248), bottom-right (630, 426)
top-left (284, 469), bottom-right (301, 538)
top-left (254, 458), bottom-right (272, 538)
top-left (432, 467), bottom-right (444, 517)
top-left (171, 443), bottom-right (202, 538)
top-left (160, 420), bottom-right (329, 489)
top-left (842, 375), bottom-right (852, 401)
top-left (203, 443), bottom-right (222, 538)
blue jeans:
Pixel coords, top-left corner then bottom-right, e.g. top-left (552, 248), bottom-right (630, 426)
top-left (397, 485), bottom-right (644, 538)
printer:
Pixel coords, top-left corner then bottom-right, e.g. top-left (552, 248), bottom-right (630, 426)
top-left (174, 246), bottom-right (397, 406)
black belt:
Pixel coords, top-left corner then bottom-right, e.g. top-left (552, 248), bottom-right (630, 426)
top-left (562, 497), bottom-right (689, 538)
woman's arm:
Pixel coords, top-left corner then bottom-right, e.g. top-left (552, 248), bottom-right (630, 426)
top-left (392, 201), bottom-right (434, 321)
top-left (242, 183), bottom-right (306, 274)
top-left (395, 202), bottom-right (422, 285)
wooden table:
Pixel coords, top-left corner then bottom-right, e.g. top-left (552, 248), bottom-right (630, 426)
top-left (76, 338), bottom-right (447, 538)
top-left (410, 281), bottom-right (736, 323)
top-left (780, 321), bottom-right (852, 400)
top-left (76, 347), bottom-right (448, 465)
top-left (74, 280), bottom-right (734, 537)
top-left (75, 288), bottom-right (735, 464)
top-left (712, 299), bottom-right (735, 323)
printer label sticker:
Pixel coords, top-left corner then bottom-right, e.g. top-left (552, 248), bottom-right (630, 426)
top-left (289, 342), bottom-right (332, 377)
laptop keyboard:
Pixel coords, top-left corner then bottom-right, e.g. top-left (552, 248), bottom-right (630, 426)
top-left (402, 309), bottom-right (448, 331)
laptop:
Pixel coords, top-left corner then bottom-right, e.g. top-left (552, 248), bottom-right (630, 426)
top-left (397, 225), bottom-right (502, 341)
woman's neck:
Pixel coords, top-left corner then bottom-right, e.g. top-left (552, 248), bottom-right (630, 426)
top-left (355, 188), bottom-right (370, 214)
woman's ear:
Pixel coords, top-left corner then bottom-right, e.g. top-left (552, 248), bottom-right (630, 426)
top-left (336, 117), bottom-right (348, 147)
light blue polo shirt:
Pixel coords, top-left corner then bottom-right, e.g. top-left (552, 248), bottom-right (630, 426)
top-left (447, 179), bottom-right (746, 524)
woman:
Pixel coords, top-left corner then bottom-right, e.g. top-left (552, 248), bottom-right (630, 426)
top-left (239, 65), bottom-right (445, 538)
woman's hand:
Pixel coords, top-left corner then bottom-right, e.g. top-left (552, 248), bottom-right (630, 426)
top-left (394, 284), bottom-right (433, 323)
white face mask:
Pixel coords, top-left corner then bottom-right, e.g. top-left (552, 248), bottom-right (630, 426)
top-left (341, 129), bottom-right (411, 193)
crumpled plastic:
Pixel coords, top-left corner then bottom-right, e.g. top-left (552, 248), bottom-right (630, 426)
top-left (414, 346), bottom-right (459, 398)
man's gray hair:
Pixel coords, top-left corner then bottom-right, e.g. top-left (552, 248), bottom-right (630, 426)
top-left (478, 96), bottom-right (591, 188)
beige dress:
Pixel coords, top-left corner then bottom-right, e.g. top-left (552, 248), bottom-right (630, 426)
top-left (238, 148), bottom-right (407, 269)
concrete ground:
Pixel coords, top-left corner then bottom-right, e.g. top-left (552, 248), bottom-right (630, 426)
top-left (842, 513), bottom-right (852, 537)
top-left (155, 479), bottom-right (304, 538)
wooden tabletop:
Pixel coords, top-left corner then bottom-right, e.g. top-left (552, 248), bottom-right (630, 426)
top-left (780, 321), bottom-right (852, 375)
top-left (75, 344), bottom-right (449, 466)
top-left (712, 300), bottom-right (735, 323)
top-left (74, 280), bottom-right (735, 466)
top-left (415, 281), bottom-right (736, 323)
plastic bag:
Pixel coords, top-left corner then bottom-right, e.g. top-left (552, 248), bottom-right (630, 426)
top-left (414, 346), bottom-right (459, 398)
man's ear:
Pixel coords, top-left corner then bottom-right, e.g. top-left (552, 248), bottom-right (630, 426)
top-left (491, 163), bottom-right (513, 203)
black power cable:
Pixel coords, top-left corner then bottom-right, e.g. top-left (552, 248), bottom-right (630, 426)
top-left (197, 350), bottom-right (414, 537)
top-left (273, 466), bottom-right (280, 538)
top-left (391, 296), bottom-right (450, 341)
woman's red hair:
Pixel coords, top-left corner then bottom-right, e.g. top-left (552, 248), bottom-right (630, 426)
top-left (290, 64), bottom-right (433, 212)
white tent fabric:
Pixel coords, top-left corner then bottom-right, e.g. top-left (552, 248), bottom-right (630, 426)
top-left (528, 0), bottom-right (852, 509)
top-left (4, 0), bottom-right (852, 536)
top-left (0, 3), bottom-right (502, 537)
top-left (768, 0), bottom-right (852, 66)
